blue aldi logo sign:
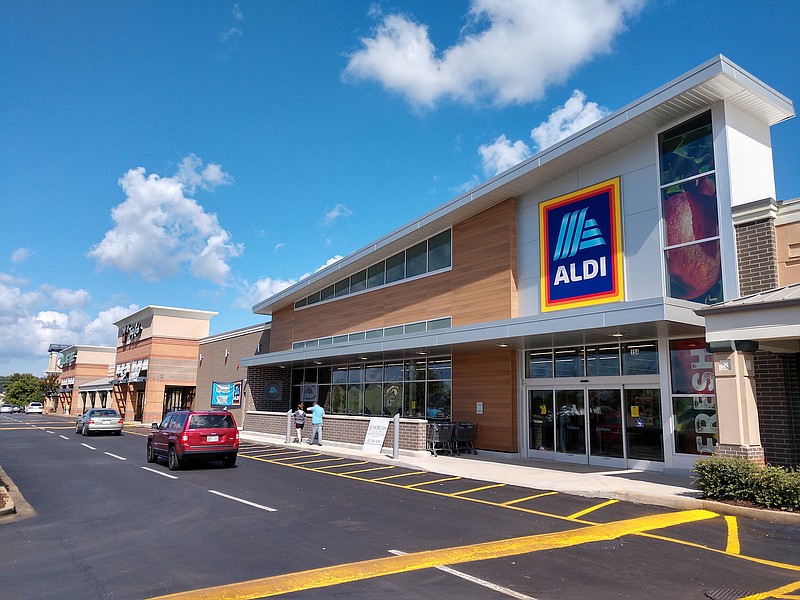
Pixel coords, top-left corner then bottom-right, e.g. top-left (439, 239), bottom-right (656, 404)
top-left (540, 178), bottom-right (624, 311)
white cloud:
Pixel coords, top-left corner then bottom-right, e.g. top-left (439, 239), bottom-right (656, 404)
top-left (236, 256), bottom-right (344, 309)
top-left (0, 274), bottom-right (139, 374)
top-left (219, 3), bottom-right (244, 42)
top-left (11, 247), bottom-right (32, 263)
top-left (175, 154), bottom-right (234, 194)
top-left (344, 0), bottom-right (643, 108)
top-left (530, 89), bottom-right (610, 151)
top-left (88, 157), bottom-right (241, 285)
top-left (323, 204), bottom-right (353, 225)
top-left (235, 276), bottom-right (296, 309)
top-left (475, 89), bottom-right (609, 178)
top-left (478, 134), bottom-right (532, 176)
top-left (274, 243), bottom-right (286, 252)
top-left (49, 287), bottom-right (91, 309)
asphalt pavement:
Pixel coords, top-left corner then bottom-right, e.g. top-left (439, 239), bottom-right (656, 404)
top-left (3, 415), bottom-right (799, 525)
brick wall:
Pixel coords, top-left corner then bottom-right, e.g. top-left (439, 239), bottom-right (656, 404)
top-left (735, 218), bottom-right (779, 295)
top-left (753, 352), bottom-right (800, 467)
top-left (735, 216), bottom-right (800, 467)
top-left (243, 412), bottom-right (428, 451)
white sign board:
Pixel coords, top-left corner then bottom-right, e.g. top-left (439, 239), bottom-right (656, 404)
top-left (362, 417), bottom-right (391, 453)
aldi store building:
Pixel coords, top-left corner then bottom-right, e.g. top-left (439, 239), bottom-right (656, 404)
top-left (241, 56), bottom-right (797, 472)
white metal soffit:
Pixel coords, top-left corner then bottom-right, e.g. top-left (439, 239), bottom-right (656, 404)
top-left (253, 55), bottom-right (795, 316)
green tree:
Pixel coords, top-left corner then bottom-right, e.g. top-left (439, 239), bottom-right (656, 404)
top-left (4, 373), bottom-right (44, 406)
top-left (41, 372), bottom-right (60, 401)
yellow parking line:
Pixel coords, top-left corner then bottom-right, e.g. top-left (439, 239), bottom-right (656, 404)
top-left (338, 465), bottom-right (396, 476)
top-left (740, 579), bottom-right (800, 600)
top-left (450, 483), bottom-right (506, 496)
top-left (725, 515), bottom-right (740, 555)
top-left (372, 471), bottom-right (427, 481)
top-left (150, 509), bottom-right (719, 600)
top-left (501, 491), bottom-right (558, 506)
top-left (290, 457), bottom-right (346, 466)
top-left (315, 461), bottom-right (370, 469)
top-left (406, 476), bottom-right (461, 488)
top-left (566, 499), bottom-right (618, 520)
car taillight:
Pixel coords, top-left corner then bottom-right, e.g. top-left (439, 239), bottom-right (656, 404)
top-left (234, 431), bottom-right (239, 440)
top-left (88, 418), bottom-right (95, 424)
top-left (118, 419), bottom-right (124, 424)
top-left (182, 433), bottom-right (188, 442)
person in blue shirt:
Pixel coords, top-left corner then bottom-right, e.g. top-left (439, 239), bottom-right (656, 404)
top-left (306, 400), bottom-right (325, 446)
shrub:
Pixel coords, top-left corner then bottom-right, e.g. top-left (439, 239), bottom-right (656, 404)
top-left (692, 456), bottom-right (800, 512)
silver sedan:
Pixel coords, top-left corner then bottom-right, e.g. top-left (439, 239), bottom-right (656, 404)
top-left (76, 409), bottom-right (124, 436)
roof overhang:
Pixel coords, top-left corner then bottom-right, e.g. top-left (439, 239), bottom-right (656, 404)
top-left (242, 297), bottom-right (705, 369)
top-left (252, 55), bottom-right (794, 317)
top-left (696, 283), bottom-right (800, 353)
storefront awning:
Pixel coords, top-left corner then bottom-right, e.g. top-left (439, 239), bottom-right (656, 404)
top-left (696, 282), bottom-right (800, 353)
top-left (242, 296), bottom-right (705, 369)
top-left (78, 378), bottom-right (114, 392)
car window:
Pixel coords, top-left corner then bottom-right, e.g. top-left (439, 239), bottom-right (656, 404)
top-left (96, 410), bottom-right (117, 417)
top-left (173, 413), bottom-right (188, 430)
top-left (160, 414), bottom-right (174, 429)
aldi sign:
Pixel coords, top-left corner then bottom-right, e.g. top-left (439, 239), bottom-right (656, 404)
top-left (540, 178), bottom-right (624, 311)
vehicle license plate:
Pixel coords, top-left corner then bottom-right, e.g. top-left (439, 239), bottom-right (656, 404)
top-left (102, 419), bottom-right (111, 424)
top-left (207, 434), bottom-right (219, 442)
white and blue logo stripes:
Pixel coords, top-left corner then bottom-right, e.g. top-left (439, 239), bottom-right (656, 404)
top-left (552, 207), bottom-right (606, 261)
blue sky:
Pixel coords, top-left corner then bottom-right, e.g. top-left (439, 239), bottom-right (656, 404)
top-left (1, 0), bottom-right (799, 376)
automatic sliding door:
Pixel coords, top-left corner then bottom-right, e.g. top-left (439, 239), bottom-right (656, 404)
top-left (555, 389), bottom-right (585, 455)
top-left (529, 390), bottom-right (554, 452)
top-left (588, 389), bottom-right (623, 459)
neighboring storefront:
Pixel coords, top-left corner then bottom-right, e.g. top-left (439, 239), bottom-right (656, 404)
top-left (56, 345), bottom-right (116, 416)
top-left (112, 306), bottom-right (216, 425)
top-left (194, 323), bottom-right (271, 426)
top-left (241, 56), bottom-right (796, 471)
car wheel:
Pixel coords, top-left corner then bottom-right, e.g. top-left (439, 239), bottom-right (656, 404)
top-left (114, 430), bottom-right (122, 436)
top-left (146, 441), bottom-right (157, 463)
top-left (168, 446), bottom-right (181, 471)
top-left (76, 425), bottom-right (82, 435)
top-left (82, 424), bottom-right (90, 436)
top-left (222, 454), bottom-right (237, 468)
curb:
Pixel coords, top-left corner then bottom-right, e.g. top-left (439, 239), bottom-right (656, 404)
top-left (0, 485), bottom-right (15, 516)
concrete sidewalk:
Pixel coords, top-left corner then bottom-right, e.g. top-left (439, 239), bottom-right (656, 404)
top-left (240, 431), bottom-right (800, 525)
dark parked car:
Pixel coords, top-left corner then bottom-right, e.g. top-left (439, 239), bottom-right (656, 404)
top-left (147, 410), bottom-right (239, 471)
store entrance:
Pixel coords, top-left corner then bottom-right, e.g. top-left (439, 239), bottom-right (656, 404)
top-left (528, 386), bottom-right (664, 468)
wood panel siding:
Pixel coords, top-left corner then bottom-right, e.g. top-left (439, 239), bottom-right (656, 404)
top-left (452, 347), bottom-right (517, 452)
top-left (267, 198), bottom-right (517, 351)
top-left (452, 198), bottom-right (518, 326)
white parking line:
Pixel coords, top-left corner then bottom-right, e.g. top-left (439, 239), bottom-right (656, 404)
top-left (81, 443), bottom-right (96, 450)
top-left (389, 550), bottom-right (538, 599)
top-left (104, 452), bottom-right (127, 461)
top-left (208, 490), bottom-right (277, 512)
top-left (45, 430), bottom-right (55, 434)
top-left (59, 435), bottom-right (69, 440)
top-left (141, 467), bottom-right (178, 479)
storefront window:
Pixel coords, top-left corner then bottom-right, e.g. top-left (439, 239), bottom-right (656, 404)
top-left (670, 338), bottom-right (717, 455)
top-left (527, 350), bottom-right (554, 378)
top-left (426, 381), bottom-right (451, 419)
top-left (659, 112), bottom-right (723, 305)
top-left (364, 383), bottom-right (383, 416)
top-left (585, 345), bottom-right (620, 376)
top-left (621, 341), bottom-right (659, 375)
top-left (555, 347), bottom-right (585, 377)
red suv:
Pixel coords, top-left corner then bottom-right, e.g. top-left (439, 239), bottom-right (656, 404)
top-left (147, 410), bottom-right (239, 470)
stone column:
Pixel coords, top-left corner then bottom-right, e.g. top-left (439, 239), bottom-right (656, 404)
top-left (712, 349), bottom-right (764, 464)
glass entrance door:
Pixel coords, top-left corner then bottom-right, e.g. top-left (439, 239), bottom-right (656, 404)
top-left (529, 386), bottom-right (626, 467)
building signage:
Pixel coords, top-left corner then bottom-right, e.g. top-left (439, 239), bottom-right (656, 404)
top-left (361, 417), bottom-right (390, 454)
top-left (539, 177), bottom-right (624, 311)
top-left (211, 381), bottom-right (242, 408)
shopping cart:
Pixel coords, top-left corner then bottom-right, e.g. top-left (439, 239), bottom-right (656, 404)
top-left (453, 422), bottom-right (477, 455)
top-left (426, 421), bottom-right (454, 456)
